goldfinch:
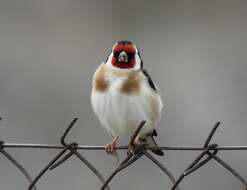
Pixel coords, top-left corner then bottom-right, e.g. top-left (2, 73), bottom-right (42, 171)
top-left (91, 41), bottom-right (164, 156)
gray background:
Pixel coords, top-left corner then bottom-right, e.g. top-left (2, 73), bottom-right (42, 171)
top-left (0, 0), bottom-right (247, 189)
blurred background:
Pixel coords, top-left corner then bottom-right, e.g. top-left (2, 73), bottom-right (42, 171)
top-left (0, 0), bottom-right (247, 189)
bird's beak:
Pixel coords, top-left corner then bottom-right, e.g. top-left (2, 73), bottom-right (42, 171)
top-left (118, 51), bottom-right (128, 63)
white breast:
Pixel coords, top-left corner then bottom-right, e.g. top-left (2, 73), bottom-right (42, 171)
top-left (91, 66), bottom-right (163, 138)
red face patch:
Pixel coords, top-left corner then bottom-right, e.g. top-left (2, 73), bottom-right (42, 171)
top-left (111, 43), bottom-right (136, 69)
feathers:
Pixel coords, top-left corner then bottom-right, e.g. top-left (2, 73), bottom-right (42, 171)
top-left (152, 129), bottom-right (158, 136)
top-left (91, 41), bottom-right (164, 157)
top-left (120, 72), bottom-right (141, 95)
top-left (139, 130), bottom-right (164, 156)
top-left (91, 64), bottom-right (163, 139)
top-left (141, 68), bottom-right (157, 91)
top-left (145, 130), bottom-right (164, 156)
top-left (92, 64), bottom-right (109, 92)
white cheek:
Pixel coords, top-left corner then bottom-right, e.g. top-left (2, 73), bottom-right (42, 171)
top-left (133, 54), bottom-right (141, 71)
top-left (132, 45), bottom-right (141, 71)
top-left (105, 53), bottom-right (113, 66)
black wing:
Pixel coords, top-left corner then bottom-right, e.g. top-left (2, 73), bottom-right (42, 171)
top-left (141, 68), bottom-right (157, 91)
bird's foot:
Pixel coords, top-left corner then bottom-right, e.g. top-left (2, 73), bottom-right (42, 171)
top-left (105, 136), bottom-right (119, 155)
top-left (105, 143), bottom-right (116, 154)
top-left (105, 136), bottom-right (120, 163)
top-left (127, 121), bottom-right (147, 156)
top-left (128, 137), bottom-right (147, 156)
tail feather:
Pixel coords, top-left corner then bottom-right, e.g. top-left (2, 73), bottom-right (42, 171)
top-left (145, 131), bottom-right (164, 156)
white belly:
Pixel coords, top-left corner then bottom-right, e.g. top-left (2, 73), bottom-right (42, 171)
top-left (91, 87), bottom-right (159, 137)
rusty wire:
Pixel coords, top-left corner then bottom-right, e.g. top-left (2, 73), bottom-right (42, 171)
top-left (1, 117), bottom-right (247, 190)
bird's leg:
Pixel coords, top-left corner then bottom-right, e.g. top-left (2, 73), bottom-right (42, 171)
top-left (105, 136), bottom-right (119, 155)
top-left (128, 134), bottom-right (146, 156)
top-left (128, 121), bottom-right (147, 155)
top-left (134, 134), bottom-right (141, 144)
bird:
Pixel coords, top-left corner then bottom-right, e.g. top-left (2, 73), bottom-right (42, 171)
top-left (91, 41), bottom-right (164, 156)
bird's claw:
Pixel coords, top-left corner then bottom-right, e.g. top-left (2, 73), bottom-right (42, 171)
top-left (105, 136), bottom-right (119, 155)
top-left (105, 142), bottom-right (120, 164)
top-left (128, 141), bottom-right (146, 156)
top-left (105, 143), bottom-right (116, 154)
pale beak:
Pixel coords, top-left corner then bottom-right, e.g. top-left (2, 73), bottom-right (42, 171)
top-left (118, 51), bottom-right (128, 63)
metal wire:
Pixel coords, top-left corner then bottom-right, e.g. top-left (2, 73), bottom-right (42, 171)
top-left (2, 143), bottom-right (247, 151)
top-left (27, 118), bottom-right (110, 190)
top-left (0, 146), bottom-right (37, 190)
top-left (144, 151), bottom-right (181, 190)
top-left (1, 118), bottom-right (247, 190)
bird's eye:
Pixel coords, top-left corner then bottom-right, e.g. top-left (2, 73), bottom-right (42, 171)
top-left (113, 52), bottom-right (120, 57)
top-left (128, 53), bottom-right (135, 60)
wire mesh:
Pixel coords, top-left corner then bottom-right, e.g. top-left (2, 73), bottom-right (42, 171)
top-left (1, 118), bottom-right (247, 190)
